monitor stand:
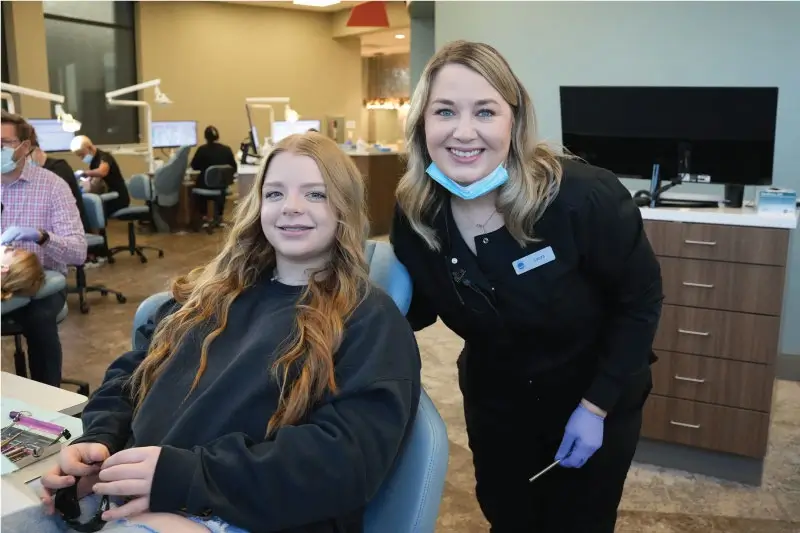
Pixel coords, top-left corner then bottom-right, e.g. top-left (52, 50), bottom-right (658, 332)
top-left (725, 185), bottom-right (745, 208)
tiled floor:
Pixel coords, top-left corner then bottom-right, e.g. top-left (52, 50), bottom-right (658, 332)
top-left (2, 220), bottom-right (799, 532)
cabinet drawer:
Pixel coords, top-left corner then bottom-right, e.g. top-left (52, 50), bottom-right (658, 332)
top-left (660, 257), bottom-right (785, 316)
top-left (644, 221), bottom-right (789, 266)
top-left (641, 395), bottom-right (769, 458)
top-left (651, 351), bottom-right (774, 412)
top-left (654, 304), bottom-right (781, 364)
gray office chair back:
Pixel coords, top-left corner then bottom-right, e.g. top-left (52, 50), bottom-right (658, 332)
top-left (127, 174), bottom-right (152, 202)
top-left (153, 145), bottom-right (190, 207)
top-left (204, 165), bottom-right (236, 189)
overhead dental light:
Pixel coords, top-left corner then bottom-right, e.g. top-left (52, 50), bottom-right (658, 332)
top-left (54, 104), bottom-right (82, 132)
top-left (154, 86), bottom-right (172, 105)
top-left (0, 82), bottom-right (82, 132)
top-left (284, 105), bottom-right (300, 123)
top-left (293, 0), bottom-right (341, 7)
top-left (105, 79), bottom-right (172, 173)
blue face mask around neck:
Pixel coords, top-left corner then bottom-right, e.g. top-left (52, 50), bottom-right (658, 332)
top-left (1, 147), bottom-right (18, 174)
top-left (425, 161), bottom-right (509, 200)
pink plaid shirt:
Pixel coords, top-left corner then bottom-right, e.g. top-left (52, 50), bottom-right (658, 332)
top-left (1, 164), bottom-right (87, 273)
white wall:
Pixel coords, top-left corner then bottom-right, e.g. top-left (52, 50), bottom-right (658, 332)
top-left (436, 1), bottom-right (800, 355)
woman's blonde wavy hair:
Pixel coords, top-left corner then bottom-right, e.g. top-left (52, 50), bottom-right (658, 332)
top-left (397, 40), bottom-right (565, 250)
top-left (130, 132), bottom-right (371, 436)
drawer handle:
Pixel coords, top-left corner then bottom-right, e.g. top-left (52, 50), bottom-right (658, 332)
top-left (674, 374), bottom-right (706, 384)
top-left (678, 328), bottom-right (710, 337)
top-left (684, 239), bottom-right (717, 246)
top-left (670, 420), bottom-right (701, 429)
top-left (682, 282), bottom-right (714, 289)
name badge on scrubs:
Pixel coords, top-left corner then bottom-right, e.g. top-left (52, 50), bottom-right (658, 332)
top-left (512, 246), bottom-right (555, 275)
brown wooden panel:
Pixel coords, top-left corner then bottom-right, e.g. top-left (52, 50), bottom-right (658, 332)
top-left (654, 304), bottom-right (781, 364)
top-left (644, 220), bottom-right (790, 266)
top-left (352, 154), bottom-right (404, 237)
top-left (651, 351), bottom-right (774, 412)
top-left (641, 395), bottom-right (770, 458)
top-left (659, 257), bottom-right (785, 316)
top-left (644, 220), bottom-right (683, 257)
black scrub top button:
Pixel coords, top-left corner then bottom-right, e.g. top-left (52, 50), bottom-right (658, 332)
top-left (451, 257), bottom-right (458, 264)
top-left (482, 237), bottom-right (489, 244)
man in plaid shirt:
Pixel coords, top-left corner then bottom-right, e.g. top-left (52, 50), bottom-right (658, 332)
top-left (1, 111), bottom-right (86, 386)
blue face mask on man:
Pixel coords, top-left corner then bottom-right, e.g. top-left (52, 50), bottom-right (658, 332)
top-left (1, 147), bottom-right (19, 174)
top-left (82, 154), bottom-right (93, 165)
top-left (426, 161), bottom-right (509, 201)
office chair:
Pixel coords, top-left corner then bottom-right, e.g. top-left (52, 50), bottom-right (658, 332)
top-left (107, 174), bottom-right (165, 264)
top-left (132, 241), bottom-right (449, 533)
top-left (192, 164), bottom-right (236, 234)
top-left (69, 193), bottom-right (127, 313)
top-left (1, 271), bottom-right (91, 397)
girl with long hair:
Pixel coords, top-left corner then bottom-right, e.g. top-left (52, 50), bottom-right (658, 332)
top-left (391, 40), bottom-right (662, 532)
top-left (5, 132), bottom-right (421, 533)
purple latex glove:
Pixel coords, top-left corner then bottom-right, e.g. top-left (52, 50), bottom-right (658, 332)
top-left (0, 226), bottom-right (41, 245)
top-left (555, 404), bottom-right (604, 468)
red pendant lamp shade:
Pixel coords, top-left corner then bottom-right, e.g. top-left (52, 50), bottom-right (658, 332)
top-left (346, 1), bottom-right (390, 27)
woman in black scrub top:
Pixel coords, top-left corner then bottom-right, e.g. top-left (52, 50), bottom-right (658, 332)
top-left (390, 41), bottom-right (664, 533)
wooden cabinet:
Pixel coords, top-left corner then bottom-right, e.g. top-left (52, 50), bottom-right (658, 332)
top-left (350, 154), bottom-right (405, 236)
top-left (643, 220), bottom-right (790, 459)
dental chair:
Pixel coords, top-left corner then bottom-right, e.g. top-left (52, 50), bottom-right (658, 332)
top-left (131, 240), bottom-right (448, 533)
top-left (151, 146), bottom-right (190, 233)
top-left (1, 271), bottom-right (91, 396)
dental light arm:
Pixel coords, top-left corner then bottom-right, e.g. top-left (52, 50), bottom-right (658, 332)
top-left (0, 82), bottom-right (81, 132)
top-left (245, 97), bottom-right (300, 146)
top-left (1, 92), bottom-right (15, 114)
top-left (105, 79), bottom-right (172, 173)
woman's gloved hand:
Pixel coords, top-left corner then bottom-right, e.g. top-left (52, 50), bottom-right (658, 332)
top-left (555, 401), bottom-right (605, 468)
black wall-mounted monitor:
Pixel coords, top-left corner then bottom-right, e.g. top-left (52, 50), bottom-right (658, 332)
top-left (559, 86), bottom-right (778, 188)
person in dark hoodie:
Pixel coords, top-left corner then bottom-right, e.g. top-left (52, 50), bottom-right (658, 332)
top-left (3, 132), bottom-right (422, 533)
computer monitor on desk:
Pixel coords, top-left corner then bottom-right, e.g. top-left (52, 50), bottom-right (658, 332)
top-left (560, 86), bottom-right (778, 208)
top-left (28, 119), bottom-right (75, 153)
top-left (272, 120), bottom-right (322, 143)
top-left (151, 120), bottom-right (198, 149)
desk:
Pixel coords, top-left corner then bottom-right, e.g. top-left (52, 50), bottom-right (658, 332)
top-left (235, 163), bottom-right (261, 201)
top-left (634, 206), bottom-right (798, 485)
top-left (1, 372), bottom-right (87, 416)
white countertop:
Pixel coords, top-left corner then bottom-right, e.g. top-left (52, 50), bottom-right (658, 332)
top-left (639, 206), bottom-right (798, 229)
top-left (237, 163), bottom-right (261, 175)
top-left (1, 372), bottom-right (87, 416)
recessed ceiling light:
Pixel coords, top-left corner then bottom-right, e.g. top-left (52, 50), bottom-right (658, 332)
top-left (293, 0), bottom-right (341, 7)
top-left (395, 33), bottom-right (406, 39)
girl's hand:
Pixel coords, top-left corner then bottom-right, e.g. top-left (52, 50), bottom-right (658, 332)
top-left (93, 446), bottom-right (162, 521)
top-left (40, 442), bottom-right (110, 514)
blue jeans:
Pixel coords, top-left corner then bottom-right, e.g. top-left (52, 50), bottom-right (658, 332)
top-left (1, 494), bottom-right (248, 533)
